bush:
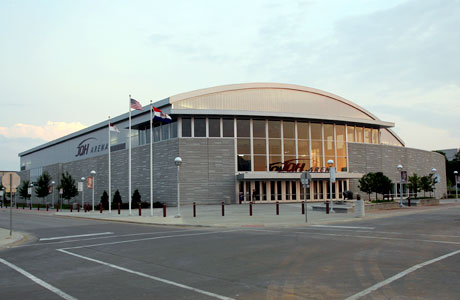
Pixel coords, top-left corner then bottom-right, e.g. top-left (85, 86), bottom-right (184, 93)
top-left (132, 189), bottom-right (141, 207)
top-left (112, 190), bottom-right (122, 208)
top-left (100, 190), bottom-right (109, 209)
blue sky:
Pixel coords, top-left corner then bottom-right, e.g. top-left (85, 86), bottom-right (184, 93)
top-left (1, 0), bottom-right (459, 170)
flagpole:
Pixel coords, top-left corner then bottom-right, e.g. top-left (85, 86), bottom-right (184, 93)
top-left (150, 101), bottom-right (153, 216)
top-left (108, 116), bottom-right (112, 215)
top-left (128, 95), bottom-right (132, 216)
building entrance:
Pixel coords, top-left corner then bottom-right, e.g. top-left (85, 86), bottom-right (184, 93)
top-left (238, 179), bottom-right (348, 202)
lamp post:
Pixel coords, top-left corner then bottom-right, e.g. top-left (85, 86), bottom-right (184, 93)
top-left (90, 170), bottom-right (96, 212)
top-left (29, 183), bottom-right (34, 208)
top-left (81, 177), bottom-right (85, 209)
top-left (327, 159), bottom-right (335, 213)
top-left (397, 164), bottom-right (403, 207)
top-left (51, 181), bottom-right (55, 208)
top-left (174, 157), bottom-right (182, 218)
top-left (454, 171), bottom-right (458, 202)
top-left (432, 168), bottom-right (437, 199)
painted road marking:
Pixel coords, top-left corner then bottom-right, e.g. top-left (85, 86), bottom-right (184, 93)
top-left (0, 258), bottom-right (77, 300)
top-left (59, 229), bottom-right (240, 250)
top-left (17, 229), bottom-right (204, 248)
top-left (58, 249), bottom-right (235, 300)
top-left (343, 250), bottom-right (460, 300)
top-left (40, 232), bottom-right (114, 241)
top-left (311, 225), bottom-right (375, 230)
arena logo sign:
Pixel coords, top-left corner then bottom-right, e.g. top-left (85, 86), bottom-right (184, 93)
top-left (269, 159), bottom-right (331, 173)
top-left (75, 138), bottom-right (109, 157)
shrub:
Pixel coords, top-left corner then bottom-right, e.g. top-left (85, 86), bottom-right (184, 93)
top-left (112, 190), bottom-right (122, 208)
top-left (100, 190), bottom-right (109, 209)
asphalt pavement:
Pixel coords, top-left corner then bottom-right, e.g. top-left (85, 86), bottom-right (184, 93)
top-left (0, 202), bottom-right (459, 300)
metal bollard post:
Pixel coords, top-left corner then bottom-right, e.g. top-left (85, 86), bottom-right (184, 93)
top-left (276, 201), bottom-right (279, 215)
top-left (100, 203), bottom-right (103, 213)
top-left (56, 205), bottom-right (59, 212)
top-left (70, 205), bottom-right (72, 212)
top-left (193, 202), bottom-right (196, 217)
top-left (118, 203), bottom-right (121, 215)
top-left (221, 202), bottom-right (225, 217)
top-left (301, 201), bottom-right (305, 215)
top-left (249, 202), bottom-right (253, 216)
top-left (23, 204), bottom-right (25, 210)
top-left (78, 204), bottom-right (80, 212)
top-left (326, 201), bottom-right (330, 214)
top-left (139, 202), bottom-right (141, 216)
top-left (30, 204), bottom-right (32, 210)
top-left (46, 204), bottom-right (48, 211)
top-left (408, 198), bottom-right (411, 207)
top-left (38, 204), bottom-right (40, 211)
top-left (163, 204), bottom-right (166, 217)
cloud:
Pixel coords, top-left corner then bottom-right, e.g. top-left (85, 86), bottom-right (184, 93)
top-left (0, 135), bottom-right (46, 171)
top-left (0, 121), bottom-right (87, 142)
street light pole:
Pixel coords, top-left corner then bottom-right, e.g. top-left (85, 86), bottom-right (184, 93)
top-left (397, 164), bottom-right (403, 207)
top-left (51, 181), bottom-right (55, 208)
top-left (327, 159), bottom-right (335, 213)
top-left (90, 170), bottom-right (96, 212)
top-left (432, 168), bottom-right (437, 199)
top-left (174, 157), bottom-right (182, 218)
top-left (81, 177), bottom-right (85, 209)
top-left (454, 171), bottom-right (458, 202)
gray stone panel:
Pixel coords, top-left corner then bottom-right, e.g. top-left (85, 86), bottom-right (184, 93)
top-left (349, 143), bottom-right (447, 197)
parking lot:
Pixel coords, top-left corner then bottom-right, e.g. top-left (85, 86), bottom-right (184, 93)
top-left (1, 204), bottom-right (459, 300)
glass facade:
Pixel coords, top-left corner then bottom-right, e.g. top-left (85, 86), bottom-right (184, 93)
top-left (178, 116), bottom-right (383, 173)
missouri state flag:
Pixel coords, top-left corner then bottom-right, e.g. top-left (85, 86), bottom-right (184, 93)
top-left (153, 106), bottom-right (172, 123)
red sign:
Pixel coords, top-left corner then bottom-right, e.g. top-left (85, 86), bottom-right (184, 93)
top-left (269, 159), bottom-right (332, 173)
top-left (87, 177), bottom-right (94, 189)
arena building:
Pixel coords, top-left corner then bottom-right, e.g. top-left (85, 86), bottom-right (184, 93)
top-left (18, 83), bottom-right (447, 206)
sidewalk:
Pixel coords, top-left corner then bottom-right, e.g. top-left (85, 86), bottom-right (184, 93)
top-left (54, 201), bottom-right (459, 228)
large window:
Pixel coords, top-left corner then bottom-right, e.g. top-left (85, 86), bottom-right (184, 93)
top-left (253, 120), bottom-right (266, 171)
top-left (182, 118), bottom-right (191, 137)
top-left (311, 123), bottom-right (323, 168)
top-left (223, 118), bottom-right (234, 137)
top-left (194, 118), bottom-right (206, 137)
top-left (209, 118), bottom-right (220, 137)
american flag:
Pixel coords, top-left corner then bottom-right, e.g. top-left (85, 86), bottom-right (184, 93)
top-left (130, 98), bottom-right (143, 111)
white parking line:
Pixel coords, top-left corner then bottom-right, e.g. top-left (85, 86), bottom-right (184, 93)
top-left (40, 232), bottom-right (114, 241)
top-left (60, 229), bottom-right (240, 250)
top-left (0, 258), bottom-right (77, 300)
top-left (343, 250), bottom-right (460, 300)
top-left (311, 225), bottom-right (375, 230)
top-left (58, 249), bottom-right (235, 300)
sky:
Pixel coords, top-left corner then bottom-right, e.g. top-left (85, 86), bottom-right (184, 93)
top-left (1, 0), bottom-right (459, 170)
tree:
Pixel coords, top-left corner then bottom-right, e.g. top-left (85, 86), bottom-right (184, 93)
top-left (407, 173), bottom-right (421, 198)
top-left (420, 174), bottom-right (435, 197)
top-left (113, 190), bottom-right (122, 208)
top-left (18, 180), bottom-right (30, 201)
top-left (373, 172), bottom-right (393, 200)
top-left (35, 172), bottom-right (52, 204)
top-left (359, 173), bottom-right (375, 200)
top-left (132, 189), bottom-right (141, 207)
top-left (100, 190), bottom-right (109, 209)
top-left (58, 172), bottom-right (79, 205)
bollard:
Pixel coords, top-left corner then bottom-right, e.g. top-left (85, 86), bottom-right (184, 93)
top-left (78, 204), bottom-right (80, 212)
top-left (38, 204), bottom-right (40, 211)
top-left (23, 204), bottom-right (25, 210)
top-left (325, 201), bottom-right (330, 214)
top-left (301, 201), bottom-right (305, 215)
top-left (408, 198), bottom-right (411, 207)
top-left (138, 202), bottom-right (141, 216)
top-left (46, 204), bottom-right (48, 211)
top-left (193, 202), bottom-right (196, 217)
top-left (163, 204), bottom-right (166, 217)
top-left (30, 204), bottom-right (32, 210)
top-left (276, 201), bottom-right (279, 215)
top-left (70, 205), bottom-right (72, 212)
top-left (249, 202), bottom-right (253, 216)
top-left (118, 203), bottom-right (121, 215)
top-left (100, 203), bottom-right (103, 213)
top-left (16, 203), bottom-right (18, 209)
top-left (221, 202), bottom-right (225, 217)
top-left (56, 205), bottom-right (59, 212)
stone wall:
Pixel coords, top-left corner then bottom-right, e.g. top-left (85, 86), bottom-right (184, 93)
top-left (19, 137), bottom-right (236, 206)
top-left (348, 143), bottom-right (447, 198)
